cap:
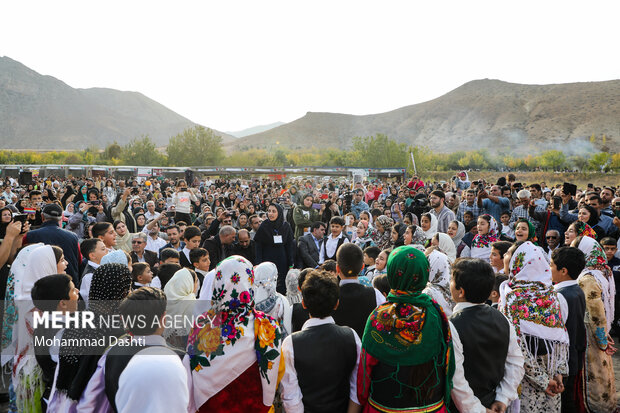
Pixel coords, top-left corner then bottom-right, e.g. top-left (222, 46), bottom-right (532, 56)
top-left (42, 203), bottom-right (63, 217)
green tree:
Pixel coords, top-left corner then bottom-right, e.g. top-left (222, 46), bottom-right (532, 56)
top-left (103, 141), bottom-right (122, 159)
top-left (539, 150), bottom-right (566, 171)
top-left (588, 152), bottom-right (610, 171)
top-left (167, 126), bottom-right (224, 166)
top-left (350, 134), bottom-right (408, 168)
top-left (122, 135), bottom-right (165, 166)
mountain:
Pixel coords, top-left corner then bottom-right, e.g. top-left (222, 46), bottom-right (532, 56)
top-left (228, 79), bottom-right (620, 154)
top-left (0, 56), bottom-right (235, 149)
top-left (226, 121), bottom-right (285, 138)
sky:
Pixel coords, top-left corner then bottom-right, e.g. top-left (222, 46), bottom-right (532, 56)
top-left (1, 1), bottom-right (619, 132)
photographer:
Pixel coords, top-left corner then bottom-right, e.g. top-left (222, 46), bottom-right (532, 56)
top-left (477, 185), bottom-right (511, 223)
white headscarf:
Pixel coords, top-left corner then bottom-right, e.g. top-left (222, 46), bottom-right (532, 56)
top-left (253, 262), bottom-right (292, 336)
top-left (12, 244), bottom-right (58, 410)
top-left (450, 220), bottom-right (466, 247)
top-left (422, 250), bottom-right (455, 317)
top-left (422, 213), bottom-right (438, 240)
top-left (285, 269), bottom-right (302, 305)
top-left (164, 268), bottom-right (197, 338)
top-left (435, 232), bottom-right (457, 263)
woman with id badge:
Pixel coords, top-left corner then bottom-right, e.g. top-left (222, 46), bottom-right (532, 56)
top-left (255, 203), bottom-right (295, 294)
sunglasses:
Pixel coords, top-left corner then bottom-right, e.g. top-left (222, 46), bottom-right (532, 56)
top-left (132, 240), bottom-right (143, 244)
top-left (546, 236), bottom-right (558, 239)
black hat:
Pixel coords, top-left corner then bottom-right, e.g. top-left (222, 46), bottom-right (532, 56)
top-left (42, 203), bottom-right (63, 218)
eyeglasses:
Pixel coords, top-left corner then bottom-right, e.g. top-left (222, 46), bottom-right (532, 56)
top-left (131, 240), bottom-right (143, 244)
top-left (546, 236), bottom-right (558, 239)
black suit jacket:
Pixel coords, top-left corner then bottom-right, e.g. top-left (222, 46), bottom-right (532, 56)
top-left (201, 235), bottom-right (231, 270)
top-left (130, 250), bottom-right (158, 268)
top-left (297, 233), bottom-right (321, 269)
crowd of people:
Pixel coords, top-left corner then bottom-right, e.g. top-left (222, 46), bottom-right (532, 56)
top-left (0, 170), bottom-right (619, 412)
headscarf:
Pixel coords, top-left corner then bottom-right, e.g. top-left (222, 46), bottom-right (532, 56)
top-left (354, 220), bottom-right (378, 248)
top-left (499, 242), bottom-right (569, 373)
top-left (100, 249), bottom-right (129, 266)
top-left (435, 233), bottom-right (457, 263)
top-left (185, 256), bottom-right (283, 410)
top-left (373, 215), bottom-right (394, 250)
top-left (574, 221), bottom-right (597, 239)
top-left (285, 269), bottom-right (302, 305)
top-left (577, 236), bottom-right (615, 333)
top-left (0, 206), bottom-right (12, 239)
top-left (516, 218), bottom-right (537, 244)
top-left (164, 268), bottom-right (198, 338)
top-left (423, 250), bottom-right (455, 317)
top-left (253, 203), bottom-right (286, 246)
top-left (422, 213), bottom-right (438, 240)
top-left (470, 215), bottom-right (499, 262)
top-left (449, 220), bottom-right (466, 247)
top-left (56, 263), bottom-right (132, 399)
top-left (361, 246), bottom-right (454, 404)
top-left (253, 262), bottom-right (292, 335)
top-left (63, 202), bottom-right (74, 218)
top-left (10, 245), bottom-right (57, 412)
top-left (406, 225), bottom-right (427, 246)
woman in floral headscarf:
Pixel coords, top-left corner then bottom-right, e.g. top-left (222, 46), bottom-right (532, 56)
top-left (354, 220), bottom-right (377, 251)
top-left (573, 235), bottom-right (618, 412)
top-left (358, 246), bottom-right (455, 412)
top-left (469, 214), bottom-right (499, 263)
top-left (422, 249), bottom-right (455, 317)
top-left (564, 221), bottom-right (597, 247)
top-left (185, 256), bottom-right (284, 413)
top-left (499, 241), bottom-right (569, 413)
top-left (372, 215), bottom-right (394, 250)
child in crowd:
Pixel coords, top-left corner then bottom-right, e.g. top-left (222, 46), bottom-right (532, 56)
top-left (372, 273), bottom-right (390, 298)
top-left (281, 270), bottom-right (361, 413)
top-left (489, 241), bottom-right (512, 274)
top-left (374, 249), bottom-right (390, 277)
top-left (319, 216), bottom-right (349, 264)
top-left (79, 238), bottom-right (107, 304)
top-left (488, 274), bottom-right (507, 309)
top-left (449, 258), bottom-right (524, 412)
top-left (131, 262), bottom-right (153, 290)
top-left (291, 268), bottom-right (312, 332)
top-left (31, 274), bottom-right (80, 411)
top-left (333, 243), bottom-right (386, 339)
top-left (463, 210), bottom-right (474, 226)
top-left (319, 259), bottom-right (337, 274)
top-left (362, 246), bottom-right (380, 280)
top-left (189, 247), bottom-right (210, 299)
top-left (159, 248), bottom-right (180, 266)
top-left (550, 246), bottom-right (587, 412)
top-left (500, 211), bottom-right (515, 240)
top-left (153, 263), bottom-right (182, 290)
top-left (180, 225), bottom-right (202, 268)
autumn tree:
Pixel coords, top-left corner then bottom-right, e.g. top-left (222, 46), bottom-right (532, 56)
top-left (167, 126), bottom-right (224, 166)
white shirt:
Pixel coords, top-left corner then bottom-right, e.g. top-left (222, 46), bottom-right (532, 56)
top-left (144, 210), bottom-right (161, 221)
top-left (553, 280), bottom-right (578, 324)
top-left (182, 247), bottom-right (192, 264)
top-left (80, 261), bottom-right (100, 306)
top-left (449, 302), bottom-right (524, 411)
top-left (280, 317), bottom-right (361, 413)
top-left (318, 232), bottom-right (349, 264)
top-left (339, 278), bottom-right (386, 307)
top-left (144, 233), bottom-right (167, 255)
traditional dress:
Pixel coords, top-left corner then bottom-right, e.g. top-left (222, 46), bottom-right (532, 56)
top-left (576, 236), bottom-right (618, 412)
top-left (253, 262), bottom-right (293, 337)
top-left (358, 246), bottom-right (455, 413)
top-left (470, 215), bottom-right (499, 263)
top-left (185, 256), bottom-right (284, 412)
top-left (499, 242), bottom-right (569, 413)
top-left (372, 216), bottom-right (394, 250)
top-left (423, 250), bottom-right (455, 317)
top-left (3, 244), bottom-right (56, 413)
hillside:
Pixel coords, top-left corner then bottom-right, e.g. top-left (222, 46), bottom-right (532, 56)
top-left (229, 79), bottom-right (620, 154)
top-left (0, 56), bottom-right (235, 149)
top-left (226, 121), bottom-right (285, 138)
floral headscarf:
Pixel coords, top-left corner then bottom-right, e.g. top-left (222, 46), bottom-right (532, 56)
top-left (574, 221), bottom-right (597, 239)
top-left (361, 246), bottom-right (454, 404)
top-left (499, 242), bottom-right (568, 373)
top-left (372, 215), bottom-right (394, 250)
top-left (516, 218), bottom-right (537, 244)
top-left (186, 256), bottom-right (283, 410)
top-left (470, 215), bottom-right (499, 262)
top-left (577, 236), bottom-right (615, 333)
